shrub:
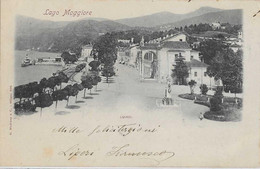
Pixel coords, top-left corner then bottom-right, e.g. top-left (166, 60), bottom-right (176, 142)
top-left (178, 94), bottom-right (195, 100)
top-left (210, 97), bottom-right (222, 112)
top-left (188, 80), bottom-right (197, 95)
top-left (214, 86), bottom-right (224, 98)
top-left (200, 84), bottom-right (208, 95)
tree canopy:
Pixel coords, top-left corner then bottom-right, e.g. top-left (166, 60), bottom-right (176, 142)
top-left (207, 49), bottom-right (243, 94)
top-left (171, 58), bottom-right (189, 85)
top-left (198, 39), bottom-right (228, 65)
top-left (92, 33), bottom-right (118, 65)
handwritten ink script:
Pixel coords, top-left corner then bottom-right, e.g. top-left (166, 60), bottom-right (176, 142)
top-left (106, 144), bottom-right (175, 165)
top-left (58, 144), bottom-right (94, 160)
top-left (58, 144), bottom-right (175, 165)
top-left (52, 126), bottom-right (83, 133)
top-left (253, 10), bottom-right (260, 17)
top-left (52, 123), bottom-right (161, 137)
top-left (88, 123), bottom-right (161, 137)
top-left (54, 123), bottom-right (169, 164)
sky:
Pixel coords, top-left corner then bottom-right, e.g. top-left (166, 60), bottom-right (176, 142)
top-left (13, 0), bottom-right (247, 21)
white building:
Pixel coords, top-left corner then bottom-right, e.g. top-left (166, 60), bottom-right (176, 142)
top-left (81, 45), bottom-right (93, 62)
top-left (118, 39), bottom-right (131, 44)
top-left (211, 22), bottom-right (221, 30)
top-left (186, 59), bottom-right (217, 87)
top-left (230, 44), bottom-right (241, 53)
top-left (133, 32), bottom-right (220, 87)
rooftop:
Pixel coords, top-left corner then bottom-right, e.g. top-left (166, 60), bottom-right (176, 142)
top-left (82, 44), bottom-right (93, 48)
top-left (185, 59), bottom-right (208, 68)
top-left (161, 32), bottom-right (188, 42)
top-left (140, 43), bottom-right (160, 50)
top-left (162, 41), bottom-right (191, 49)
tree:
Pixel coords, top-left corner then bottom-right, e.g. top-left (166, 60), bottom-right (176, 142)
top-left (207, 48), bottom-right (243, 96)
top-left (188, 80), bottom-right (197, 95)
top-left (198, 40), bottom-right (227, 65)
top-left (31, 82), bottom-right (43, 95)
top-left (171, 58), bottom-right (189, 85)
top-left (91, 75), bottom-right (102, 91)
top-left (56, 72), bottom-right (69, 89)
top-left (47, 77), bottom-right (57, 92)
top-left (89, 60), bottom-right (101, 71)
top-left (14, 85), bottom-right (25, 104)
top-left (35, 93), bottom-right (53, 115)
top-left (40, 78), bottom-right (48, 93)
top-left (95, 75), bottom-right (102, 90)
top-left (61, 51), bottom-right (78, 64)
top-left (81, 75), bottom-right (93, 97)
top-left (14, 82), bottom-right (43, 113)
top-left (52, 90), bottom-right (60, 109)
top-left (92, 33), bottom-right (117, 65)
top-left (102, 64), bottom-right (115, 83)
top-left (52, 89), bottom-right (68, 109)
top-left (200, 84), bottom-right (208, 95)
top-left (64, 85), bottom-right (78, 106)
top-left (73, 83), bottom-right (84, 102)
top-left (210, 97), bottom-right (222, 112)
top-left (210, 86), bottom-right (224, 113)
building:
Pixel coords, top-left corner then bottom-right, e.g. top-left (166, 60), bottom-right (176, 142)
top-left (118, 39), bottom-right (131, 44)
top-left (128, 45), bottom-right (139, 66)
top-left (81, 44), bottom-right (93, 62)
top-left (230, 44), bottom-right (242, 52)
top-left (220, 23), bottom-right (231, 30)
top-left (132, 32), bottom-right (219, 87)
top-left (223, 29), bottom-right (243, 52)
top-left (186, 59), bottom-right (212, 86)
top-left (211, 22), bottom-right (221, 30)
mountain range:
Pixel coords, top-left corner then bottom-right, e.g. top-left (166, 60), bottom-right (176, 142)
top-left (156, 9), bottom-right (242, 30)
top-left (116, 7), bottom-right (222, 27)
top-left (15, 7), bottom-right (242, 52)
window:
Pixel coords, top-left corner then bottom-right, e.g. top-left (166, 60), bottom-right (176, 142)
top-left (204, 72), bottom-right (207, 77)
top-left (191, 55), bottom-right (194, 60)
top-left (194, 72), bottom-right (197, 77)
top-left (144, 52), bottom-right (153, 61)
top-left (179, 39), bottom-right (183, 41)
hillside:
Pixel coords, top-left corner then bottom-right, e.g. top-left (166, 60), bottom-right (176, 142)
top-left (15, 8), bottom-right (242, 52)
top-left (116, 7), bottom-right (222, 27)
top-left (157, 9), bottom-right (242, 30)
top-left (15, 16), bottom-right (131, 52)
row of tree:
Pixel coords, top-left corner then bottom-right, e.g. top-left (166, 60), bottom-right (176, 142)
top-left (14, 63), bottom-right (104, 114)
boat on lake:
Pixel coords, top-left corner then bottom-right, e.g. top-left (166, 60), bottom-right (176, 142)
top-left (21, 56), bottom-right (35, 67)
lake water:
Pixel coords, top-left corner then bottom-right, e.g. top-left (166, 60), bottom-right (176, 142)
top-left (15, 50), bottom-right (62, 86)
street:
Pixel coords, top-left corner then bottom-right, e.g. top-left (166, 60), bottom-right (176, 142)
top-left (71, 62), bottom-right (210, 123)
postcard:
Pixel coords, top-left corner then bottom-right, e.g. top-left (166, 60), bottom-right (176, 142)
top-left (0, 0), bottom-right (260, 167)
